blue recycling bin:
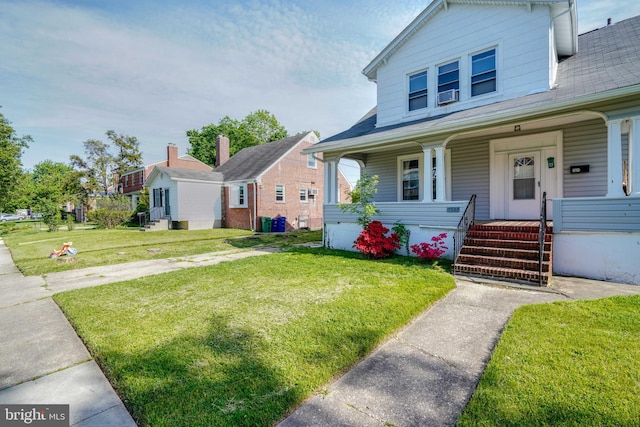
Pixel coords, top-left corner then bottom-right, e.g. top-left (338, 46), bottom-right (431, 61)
top-left (271, 216), bottom-right (286, 232)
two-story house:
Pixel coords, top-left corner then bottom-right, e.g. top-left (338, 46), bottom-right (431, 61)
top-left (305, 0), bottom-right (640, 285)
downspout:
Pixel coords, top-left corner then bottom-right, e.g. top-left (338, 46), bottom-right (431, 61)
top-left (253, 180), bottom-right (258, 232)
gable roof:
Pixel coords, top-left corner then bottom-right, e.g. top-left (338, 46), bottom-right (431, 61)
top-left (362, 0), bottom-right (577, 81)
top-left (145, 166), bottom-right (223, 184)
top-left (311, 14), bottom-right (640, 153)
top-left (214, 132), bottom-right (314, 182)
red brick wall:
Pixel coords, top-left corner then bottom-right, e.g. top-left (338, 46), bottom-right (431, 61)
top-left (222, 135), bottom-right (352, 231)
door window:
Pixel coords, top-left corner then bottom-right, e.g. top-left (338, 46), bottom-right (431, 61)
top-left (513, 157), bottom-right (535, 200)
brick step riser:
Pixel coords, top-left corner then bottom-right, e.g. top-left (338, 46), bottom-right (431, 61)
top-left (463, 238), bottom-right (551, 251)
top-left (466, 231), bottom-right (552, 242)
top-left (454, 265), bottom-right (549, 285)
top-left (471, 225), bottom-right (553, 233)
top-left (456, 255), bottom-right (551, 272)
top-left (460, 247), bottom-right (551, 261)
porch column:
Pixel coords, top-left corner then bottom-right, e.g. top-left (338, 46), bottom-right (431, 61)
top-left (606, 119), bottom-right (625, 197)
top-left (324, 160), bottom-right (335, 204)
top-left (422, 147), bottom-right (433, 202)
top-left (434, 146), bottom-right (446, 202)
top-left (631, 117), bottom-right (640, 196)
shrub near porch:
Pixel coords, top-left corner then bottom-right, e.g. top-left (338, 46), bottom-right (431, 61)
top-left (54, 248), bottom-right (454, 426)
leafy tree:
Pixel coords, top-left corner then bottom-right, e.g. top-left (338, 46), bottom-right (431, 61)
top-left (107, 130), bottom-right (143, 175)
top-left (187, 110), bottom-right (289, 167)
top-left (0, 109), bottom-right (31, 212)
top-left (70, 130), bottom-right (142, 196)
top-left (339, 171), bottom-right (380, 228)
top-left (30, 160), bottom-right (80, 231)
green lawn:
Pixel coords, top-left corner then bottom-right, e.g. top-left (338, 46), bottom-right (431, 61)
top-left (1, 226), bottom-right (321, 276)
top-left (54, 248), bottom-right (454, 426)
top-left (458, 295), bottom-right (640, 426)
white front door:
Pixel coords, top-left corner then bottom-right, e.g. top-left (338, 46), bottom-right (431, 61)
top-left (508, 152), bottom-right (540, 219)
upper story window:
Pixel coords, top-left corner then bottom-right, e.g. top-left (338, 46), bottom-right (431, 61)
top-left (408, 70), bottom-right (428, 111)
top-left (438, 60), bottom-right (459, 99)
top-left (307, 154), bottom-right (317, 168)
top-left (299, 188), bottom-right (308, 202)
top-left (471, 48), bottom-right (496, 97)
top-left (275, 184), bottom-right (285, 202)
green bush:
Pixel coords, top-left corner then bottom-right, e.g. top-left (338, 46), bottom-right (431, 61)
top-left (88, 208), bottom-right (133, 229)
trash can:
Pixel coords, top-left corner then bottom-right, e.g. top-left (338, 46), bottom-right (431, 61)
top-left (275, 216), bottom-right (286, 232)
top-left (260, 217), bottom-right (272, 233)
top-left (271, 216), bottom-right (279, 232)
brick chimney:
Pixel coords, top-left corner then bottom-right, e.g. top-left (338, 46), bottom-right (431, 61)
top-left (167, 143), bottom-right (178, 167)
top-left (216, 135), bottom-right (230, 167)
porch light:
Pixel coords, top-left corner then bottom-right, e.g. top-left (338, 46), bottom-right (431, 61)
top-left (514, 125), bottom-right (521, 132)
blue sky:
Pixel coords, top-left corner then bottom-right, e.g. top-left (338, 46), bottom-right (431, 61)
top-left (2, 0), bottom-right (640, 173)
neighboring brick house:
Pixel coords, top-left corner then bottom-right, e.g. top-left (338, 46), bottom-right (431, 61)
top-left (120, 144), bottom-right (212, 208)
top-left (215, 132), bottom-right (351, 231)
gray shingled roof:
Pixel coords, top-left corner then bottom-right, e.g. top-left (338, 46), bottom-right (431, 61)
top-left (320, 15), bottom-right (640, 146)
top-left (214, 133), bottom-right (308, 181)
top-left (152, 166), bottom-right (223, 182)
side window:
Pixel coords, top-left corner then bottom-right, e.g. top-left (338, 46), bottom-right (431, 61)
top-left (299, 188), bottom-right (307, 202)
top-left (230, 184), bottom-right (247, 208)
top-left (307, 154), bottom-right (317, 168)
top-left (275, 184), bottom-right (285, 202)
top-left (437, 60), bottom-right (459, 103)
top-left (408, 70), bottom-right (428, 111)
top-left (471, 48), bottom-right (496, 97)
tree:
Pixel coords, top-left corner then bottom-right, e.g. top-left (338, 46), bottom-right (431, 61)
top-left (338, 171), bottom-right (380, 228)
top-left (30, 160), bottom-right (81, 231)
top-left (70, 130), bottom-right (142, 196)
top-left (107, 130), bottom-right (143, 175)
top-left (187, 110), bottom-right (289, 167)
top-left (0, 109), bottom-right (31, 212)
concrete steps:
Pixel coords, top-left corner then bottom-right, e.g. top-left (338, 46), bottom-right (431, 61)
top-left (140, 219), bottom-right (169, 232)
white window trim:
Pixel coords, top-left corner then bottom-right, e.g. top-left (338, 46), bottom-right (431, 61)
top-left (407, 68), bottom-right (429, 113)
top-left (437, 58), bottom-right (460, 98)
top-left (470, 46), bottom-right (498, 98)
top-left (275, 184), bottom-right (285, 203)
top-left (229, 183), bottom-right (248, 208)
top-left (397, 154), bottom-right (424, 202)
top-left (307, 154), bottom-right (317, 169)
top-left (299, 188), bottom-right (308, 203)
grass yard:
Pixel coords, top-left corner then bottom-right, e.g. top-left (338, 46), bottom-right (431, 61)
top-left (2, 226), bottom-right (322, 276)
top-left (457, 295), bottom-right (640, 426)
top-left (53, 248), bottom-right (454, 427)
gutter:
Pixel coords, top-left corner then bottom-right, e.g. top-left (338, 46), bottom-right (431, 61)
top-left (305, 84), bottom-right (640, 154)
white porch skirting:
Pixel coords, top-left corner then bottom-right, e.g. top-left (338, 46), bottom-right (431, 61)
top-left (324, 222), bottom-right (456, 260)
top-left (553, 232), bottom-right (640, 285)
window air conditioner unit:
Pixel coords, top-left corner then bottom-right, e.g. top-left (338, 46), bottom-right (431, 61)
top-left (308, 188), bottom-right (319, 196)
top-left (437, 89), bottom-right (458, 105)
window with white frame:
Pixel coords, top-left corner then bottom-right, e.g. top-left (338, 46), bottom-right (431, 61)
top-left (398, 156), bottom-right (422, 201)
top-left (437, 60), bottom-right (459, 100)
top-left (307, 154), bottom-right (317, 168)
top-left (408, 70), bottom-right (428, 111)
top-left (275, 184), bottom-right (285, 202)
top-left (471, 48), bottom-right (496, 97)
top-left (229, 184), bottom-right (247, 208)
top-left (299, 188), bottom-right (307, 202)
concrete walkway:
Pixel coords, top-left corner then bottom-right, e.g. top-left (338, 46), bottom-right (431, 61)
top-left (1, 237), bottom-right (639, 427)
top-left (278, 275), bottom-right (640, 427)
top-left (0, 239), bottom-right (277, 426)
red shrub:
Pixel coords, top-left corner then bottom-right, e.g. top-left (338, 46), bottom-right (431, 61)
top-left (354, 221), bottom-right (401, 259)
top-left (410, 233), bottom-right (448, 261)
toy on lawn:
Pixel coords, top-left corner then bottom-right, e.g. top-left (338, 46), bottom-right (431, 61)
top-left (49, 242), bottom-right (78, 258)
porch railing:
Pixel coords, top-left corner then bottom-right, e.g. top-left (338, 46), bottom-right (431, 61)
top-left (453, 194), bottom-right (476, 267)
top-left (150, 207), bottom-right (165, 222)
top-left (538, 191), bottom-right (547, 286)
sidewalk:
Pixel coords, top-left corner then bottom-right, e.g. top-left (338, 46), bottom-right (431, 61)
top-left (278, 275), bottom-right (640, 426)
top-left (1, 236), bottom-right (638, 427)
top-left (0, 239), bottom-right (277, 426)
